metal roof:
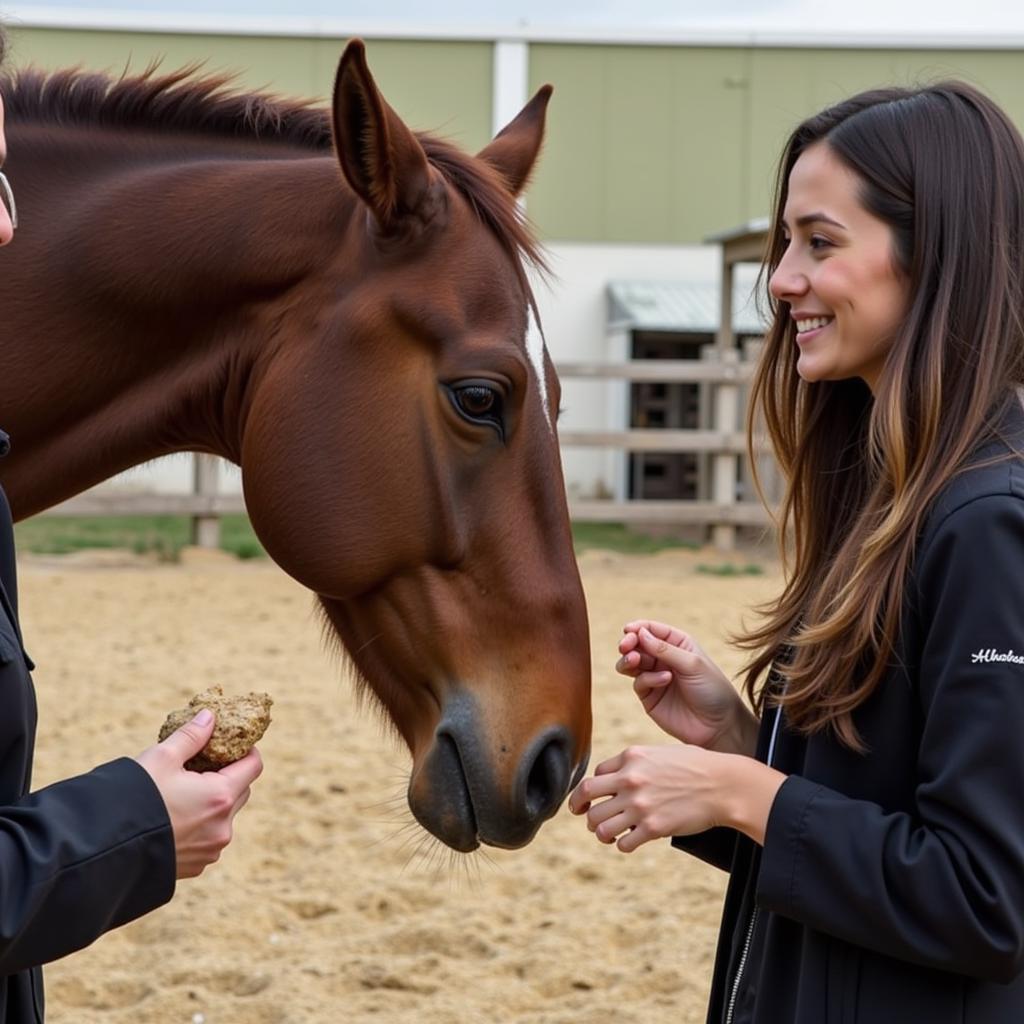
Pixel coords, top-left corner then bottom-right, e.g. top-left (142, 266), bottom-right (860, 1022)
top-left (13, 7), bottom-right (1024, 49)
top-left (607, 278), bottom-right (768, 335)
top-left (704, 217), bottom-right (771, 245)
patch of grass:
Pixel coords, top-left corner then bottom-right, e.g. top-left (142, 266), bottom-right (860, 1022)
top-left (217, 516), bottom-right (267, 560)
top-left (15, 515), bottom-right (708, 562)
top-left (14, 514), bottom-right (266, 561)
top-left (695, 562), bottom-right (765, 577)
top-left (571, 522), bottom-right (700, 555)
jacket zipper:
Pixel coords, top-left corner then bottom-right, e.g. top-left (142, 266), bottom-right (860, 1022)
top-left (723, 700), bottom-right (784, 1024)
top-left (724, 907), bottom-right (759, 1024)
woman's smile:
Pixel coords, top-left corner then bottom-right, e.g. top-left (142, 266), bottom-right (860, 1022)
top-left (793, 315), bottom-right (835, 342)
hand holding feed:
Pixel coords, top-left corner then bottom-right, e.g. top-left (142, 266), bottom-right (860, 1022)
top-left (618, 620), bottom-right (758, 754)
top-left (157, 685), bottom-right (272, 771)
top-left (136, 705), bottom-right (265, 879)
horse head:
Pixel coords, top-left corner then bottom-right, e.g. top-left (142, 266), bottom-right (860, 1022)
top-left (240, 42), bottom-right (591, 851)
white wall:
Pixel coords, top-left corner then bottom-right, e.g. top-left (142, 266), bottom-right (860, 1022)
top-left (531, 241), bottom-right (759, 499)
top-left (98, 453), bottom-right (243, 495)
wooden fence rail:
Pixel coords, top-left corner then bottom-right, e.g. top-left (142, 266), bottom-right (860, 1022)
top-left (47, 454), bottom-right (239, 549)
top-left (48, 492), bottom-right (246, 518)
top-left (558, 430), bottom-right (748, 454)
top-left (556, 350), bottom-right (774, 546)
top-left (554, 360), bottom-right (755, 383)
top-left (569, 499), bottom-right (770, 526)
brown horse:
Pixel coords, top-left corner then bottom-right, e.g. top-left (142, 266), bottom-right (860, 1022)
top-left (0, 40), bottom-right (591, 853)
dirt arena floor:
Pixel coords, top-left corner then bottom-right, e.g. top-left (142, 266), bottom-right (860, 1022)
top-left (18, 544), bottom-right (782, 1024)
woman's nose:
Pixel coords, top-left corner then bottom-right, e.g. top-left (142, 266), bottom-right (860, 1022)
top-left (769, 254), bottom-right (808, 302)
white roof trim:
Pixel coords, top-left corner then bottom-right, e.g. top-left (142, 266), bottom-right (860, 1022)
top-left (8, 6), bottom-right (1024, 50)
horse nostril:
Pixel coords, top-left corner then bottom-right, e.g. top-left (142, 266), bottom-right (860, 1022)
top-left (523, 729), bottom-right (572, 819)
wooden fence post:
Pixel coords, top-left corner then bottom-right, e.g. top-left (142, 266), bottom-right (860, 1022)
top-left (712, 249), bottom-right (738, 551)
top-left (711, 349), bottom-right (740, 551)
top-left (191, 454), bottom-right (221, 549)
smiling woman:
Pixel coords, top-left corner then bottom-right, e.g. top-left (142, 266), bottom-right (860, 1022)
top-left (570, 79), bottom-right (1024, 1024)
top-left (771, 144), bottom-right (910, 391)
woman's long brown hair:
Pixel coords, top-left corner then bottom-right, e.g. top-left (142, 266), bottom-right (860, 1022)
top-left (739, 83), bottom-right (1024, 749)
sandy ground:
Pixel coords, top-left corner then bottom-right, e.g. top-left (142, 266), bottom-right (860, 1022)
top-left (16, 544), bottom-right (782, 1024)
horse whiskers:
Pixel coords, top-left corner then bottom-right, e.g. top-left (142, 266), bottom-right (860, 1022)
top-left (350, 769), bottom-right (502, 878)
top-left (356, 787), bottom-right (411, 812)
top-left (363, 810), bottom-right (416, 833)
top-left (422, 840), bottom-right (448, 881)
top-left (444, 848), bottom-right (474, 891)
top-left (355, 773), bottom-right (410, 815)
top-left (357, 789), bottom-right (416, 834)
top-left (400, 832), bottom-right (438, 875)
top-left (390, 826), bottom-right (496, 888)
top-left (366, 820), bottom-right (422, 853)
top-left (476, 846), bottom-right (499, 873)
top-left (358, 795), bottom-right (411, 815)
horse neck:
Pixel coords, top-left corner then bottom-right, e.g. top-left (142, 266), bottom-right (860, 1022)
top-left (1, 125), bottom-right (352, 518)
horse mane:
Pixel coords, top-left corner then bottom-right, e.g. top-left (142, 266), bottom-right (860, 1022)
top-left (5, 64), bottom-right (335, 148)
top-left (4, 65), bottom-right (548, 277)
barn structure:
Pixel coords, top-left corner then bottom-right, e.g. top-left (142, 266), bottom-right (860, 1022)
top-left (7, 9), bottom-right (1024, 543)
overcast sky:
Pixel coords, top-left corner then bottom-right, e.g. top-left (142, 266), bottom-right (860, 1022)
top-left (8, 0), bottom-right (1024, 34)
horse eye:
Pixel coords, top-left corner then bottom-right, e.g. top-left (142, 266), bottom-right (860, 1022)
top-left (447, 381), bottom-right (505, 439)
top-left (457, 386), bottom-right (496, 417)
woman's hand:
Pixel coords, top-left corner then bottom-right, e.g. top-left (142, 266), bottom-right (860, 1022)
top-left (618, 620), bottom-right (758, 755)
top-left (568, 744), bottom-right (786, 851)
top-left (136, 709), bottom-right (264, 879)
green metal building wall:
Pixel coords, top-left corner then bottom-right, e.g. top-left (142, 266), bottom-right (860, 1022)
top-left (528, 44), bottom-right (1024, 242)
top-left (6, 27), bottom-right (495, 150)
top-left (8, 25), bottom-right (1024, 243)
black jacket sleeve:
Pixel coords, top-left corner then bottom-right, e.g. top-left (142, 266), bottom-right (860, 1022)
top-left (671, 828), bottom-right (739, 871)
top-left (756, 494), bottom-right (1024, 983)
top-left (0, 757), bottom-right (176, 974)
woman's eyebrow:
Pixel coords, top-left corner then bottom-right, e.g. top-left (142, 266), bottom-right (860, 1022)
top-left (782, 212), bottom-right (848, 231)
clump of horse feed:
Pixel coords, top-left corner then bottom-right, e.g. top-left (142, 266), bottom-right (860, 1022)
top-left (158, 686), bottom-right (273, 772)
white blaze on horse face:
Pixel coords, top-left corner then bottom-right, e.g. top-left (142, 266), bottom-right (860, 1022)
top-left (525, 306), bottom-right (553, 432)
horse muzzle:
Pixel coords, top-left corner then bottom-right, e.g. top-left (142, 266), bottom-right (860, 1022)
top-left (407, 692), bottom-right (589, 852)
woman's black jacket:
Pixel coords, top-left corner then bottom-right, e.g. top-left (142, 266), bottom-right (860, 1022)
top-left (0, 433), bottom-right (175, 1023)
top-left (675, 408), bottom-right (1024, 1024)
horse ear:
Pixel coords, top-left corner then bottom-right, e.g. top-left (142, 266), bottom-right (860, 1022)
top-left (476, 85), bottom-right (553, 197)
top-left (332, 40), bottom-right (437, 231)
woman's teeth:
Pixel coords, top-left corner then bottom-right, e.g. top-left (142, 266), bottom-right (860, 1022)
top-left (795, 316), bottom-right (832, 332)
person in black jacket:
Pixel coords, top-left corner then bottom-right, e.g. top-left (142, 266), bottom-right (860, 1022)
top-left (570, 81), bottom-right (1024, 1023)
top-left (0, 31), bottom-right (263, 1023)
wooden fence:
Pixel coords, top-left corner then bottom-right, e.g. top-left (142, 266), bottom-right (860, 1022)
top-left (46, 455), bottom-right (243, 548)
top-left (557, 220), bottom-right (775, 548)
top-left (557, 348), bottom-right (774, 549)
